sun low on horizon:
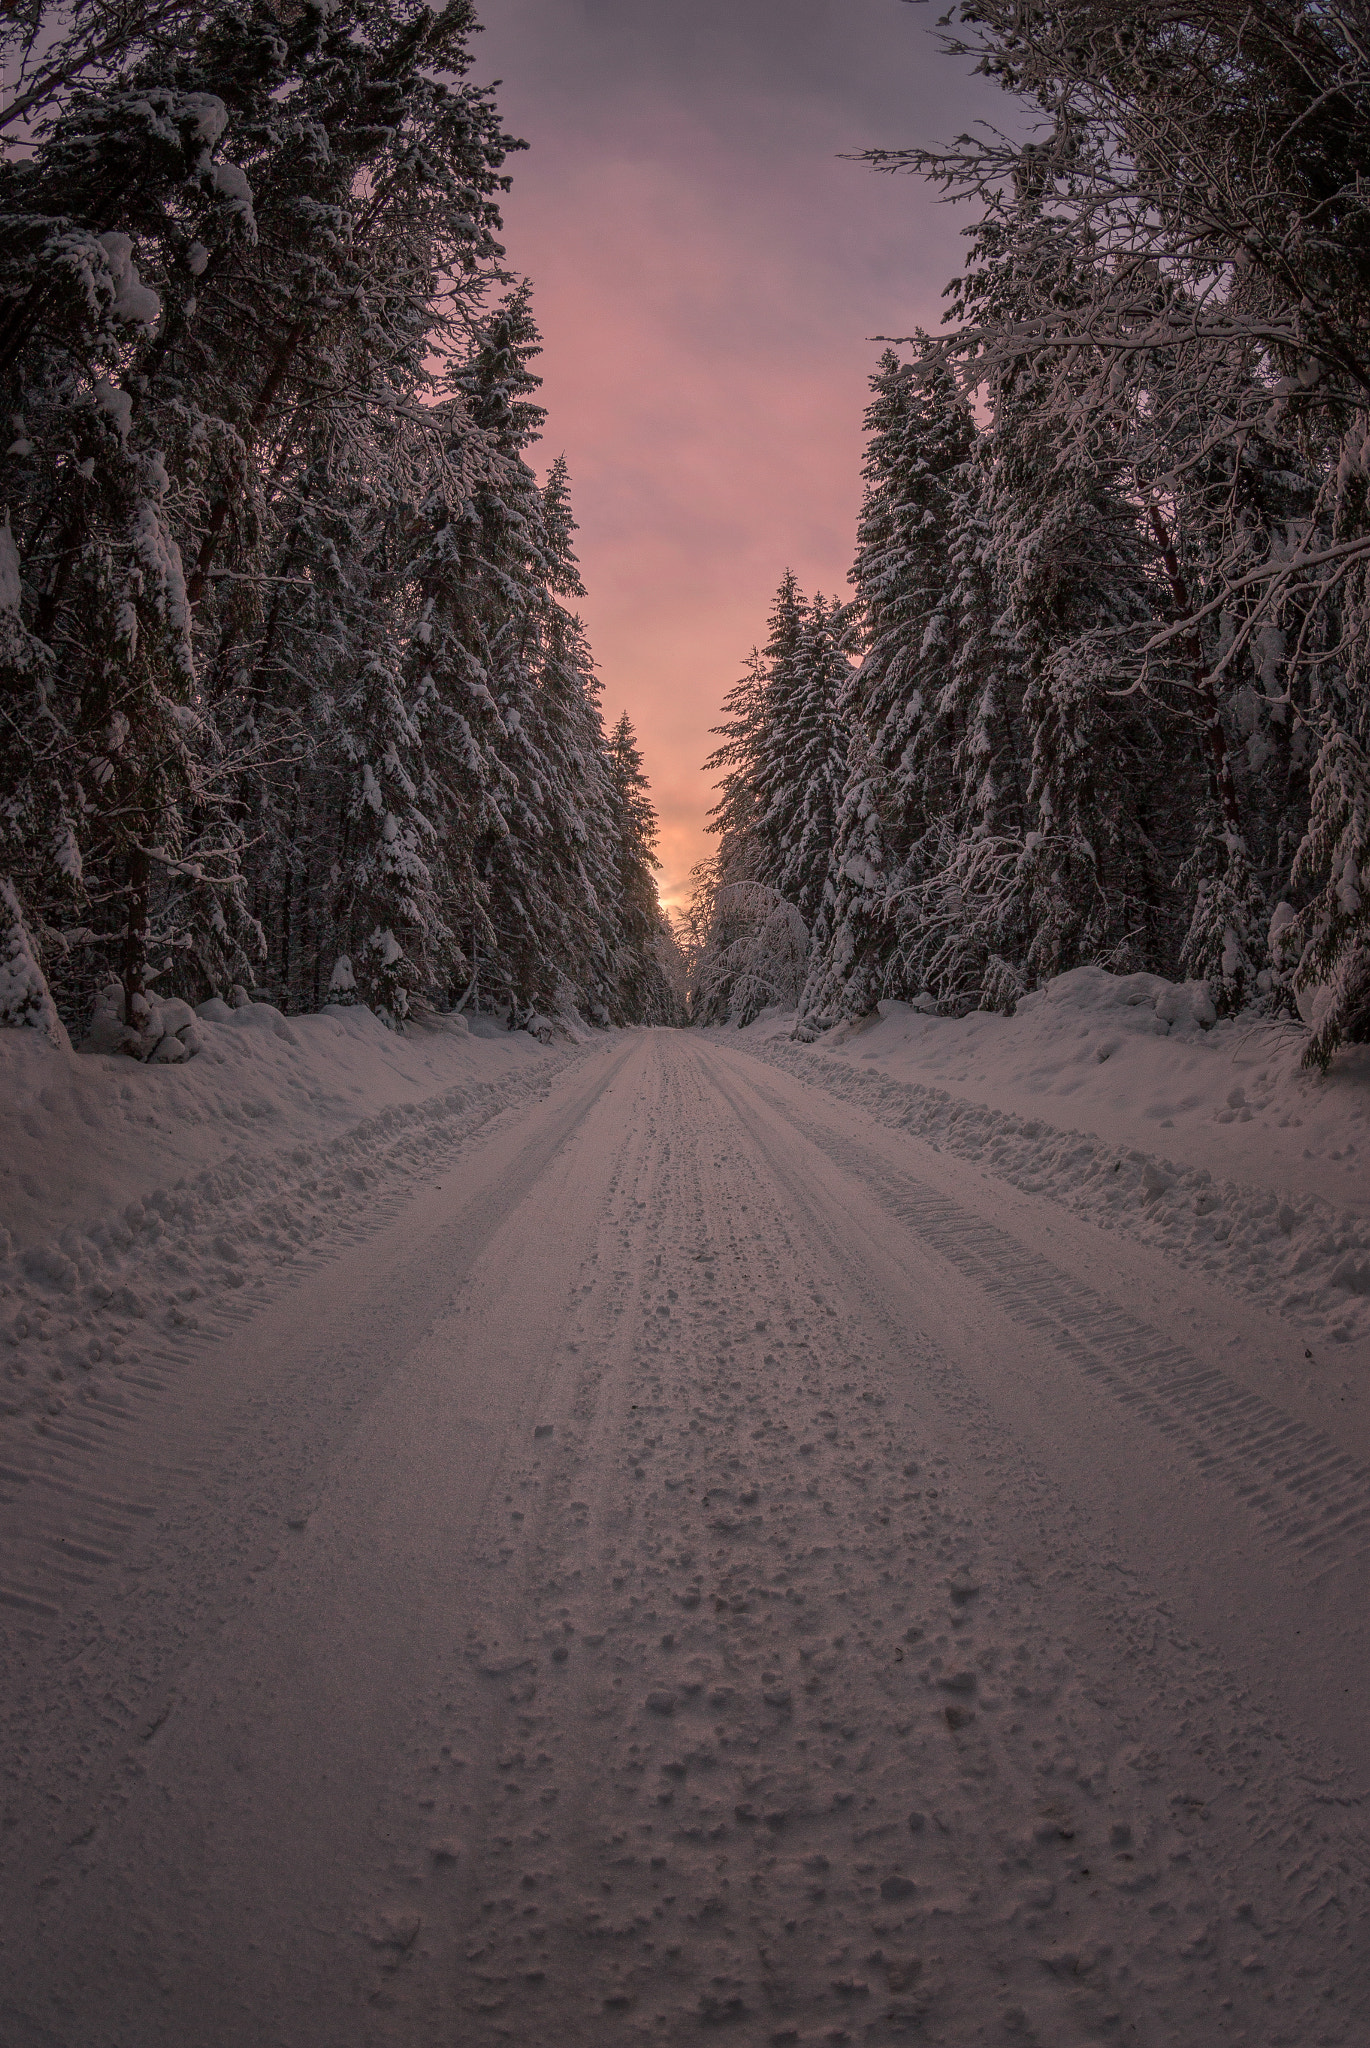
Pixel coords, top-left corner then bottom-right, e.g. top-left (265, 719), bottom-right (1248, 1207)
top-left (470, 0), bottom-right (1000, 918)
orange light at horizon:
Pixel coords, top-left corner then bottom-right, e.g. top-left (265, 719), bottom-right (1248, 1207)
top-left (474, 0), bottom-right (1002, 916)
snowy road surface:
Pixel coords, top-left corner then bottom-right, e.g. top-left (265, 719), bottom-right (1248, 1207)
top-left (3, 1030), bottom-right (1368, 2046)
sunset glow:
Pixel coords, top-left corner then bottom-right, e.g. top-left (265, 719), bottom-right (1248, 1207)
top-left (473, 0), bottom-right (1002, 914)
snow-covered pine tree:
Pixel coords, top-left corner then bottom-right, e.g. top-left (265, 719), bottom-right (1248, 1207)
top-left (843, 346), bottom-right (995, 1008)
top-left (1147, 488), bottom-right (1276, 1018)
top-left (685, 856), bottom-right (809, 1028)
top-left (0, 0), bottom-right (520, 1035)
top-left (0, 41), bottom-right (251, 1027)
top-left (846, 348), bottom-right (973, 886)
top-left (193, 0), bottom-right (519, 1018)
top-left (692, 612), bottom-right (795, 1028)
top-left (0, 877), bottom-right (70, 1048)
top-left (863, 0), bottom-right (1368, 1058)
top-left (802, 343), bottom-right (1022, 1024)
top-left (950, 194), bottom-right (1183, 988)
top-left (1289, 723), bottom-right (1370, 1070)
top-left (911, 433), bottom-right (1032, 1012)
top-left (1282, 432), bottom-right (1370, 1068)
top-left (531, 457), bottom-right (624, 1023)
top-left (703, 643), bottom-right (770, 899)
top-left (332, 621), bottom-right (452, 1026)
top-left (753, 591), bottom-right (852, 934)
top-left (743, 567), bottom-right (804, 891)
top-left (442, 292), bottom-right (620, 1023)
top-left (1111, 301), bottom-right (1325, 1016)
top-left (606, 711), bottom-right (679, 1025)
top-left (795, 720), bottom-right (892, 1031)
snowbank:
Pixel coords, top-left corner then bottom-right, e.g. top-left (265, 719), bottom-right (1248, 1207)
top-left (0, 882), bottom-right (70, 1051)
top-left (720, 967), bottom-right (1370, 1348)
top-left (0, 1002), bottom-right (586, 1432)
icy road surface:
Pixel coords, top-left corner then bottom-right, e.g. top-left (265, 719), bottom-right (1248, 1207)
top-left (3, 1031), bottom-right (1368, 2047)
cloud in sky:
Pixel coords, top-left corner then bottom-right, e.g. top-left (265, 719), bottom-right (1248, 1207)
top-left (470, 0), bottom-right (1009, 912)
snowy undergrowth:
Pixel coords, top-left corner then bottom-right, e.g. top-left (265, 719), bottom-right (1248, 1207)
top-left (728, 968), bottom-right (1370, 1348)
top-left (0, 1003), bottom-right (587, 1433)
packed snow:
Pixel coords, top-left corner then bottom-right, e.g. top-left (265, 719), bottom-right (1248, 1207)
top-left (2, 1010), bottom-right (1367, 2046)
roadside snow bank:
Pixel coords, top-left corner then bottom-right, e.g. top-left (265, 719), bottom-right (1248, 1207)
top-left (723, 968), bottom-right (1370, 1348)
top-left (0, 1004), bottom-right (586, 1430)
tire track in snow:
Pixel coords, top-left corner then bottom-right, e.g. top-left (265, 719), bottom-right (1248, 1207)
top-left (388, 1036), bottom-right (1368, 2048)
top-left (725, 1052), bottom-right (1370, 1577)
top-left (444, 1038), bottom-right (681, 2031)
top-left (6, 1035), bottom-right (1367, 2047)
top-left (750, 1033), bottom-right (1370, 1346)
top-left (0, 1050), bottom-right (628, 1629)
top-left (0, 1039), bottom-right (646, 2048)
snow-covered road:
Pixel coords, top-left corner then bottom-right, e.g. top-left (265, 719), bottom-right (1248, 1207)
top-left (3, 1030), bottom-right (1367, 2047)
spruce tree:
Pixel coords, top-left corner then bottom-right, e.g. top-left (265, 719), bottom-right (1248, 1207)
top-left (796, 724), bottom-right (891, 1030)
top-left (0, 0), bottom-right (519, 1031)
top-left (694, 586), bottom-right (817, 1028)
top-left (754, 592), bottom-right (851, 934)
top-left (954, 201), bottom-right (1180, 986)
top-left (0, 3), bottom-right (677, 1044)
top-left (847, 350), bottom-right (974, 881)
top-left (606, 711), bottom-right (679, 1025)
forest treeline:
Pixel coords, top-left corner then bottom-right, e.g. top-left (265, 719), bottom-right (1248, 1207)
top-left (690, 0), bottom-right (1370, 1069)
top-left (0, 0), bottom-right (683, 1043)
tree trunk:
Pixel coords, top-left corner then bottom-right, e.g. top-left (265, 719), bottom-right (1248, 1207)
top-left (1147, 503), bottom-right (1245, 845)
top-left (121, 844), bottom-right (150, 1027)
top-left (185, 318), bottom-right (307, 607)
top-left (32, 512), bottom-right (84, 643)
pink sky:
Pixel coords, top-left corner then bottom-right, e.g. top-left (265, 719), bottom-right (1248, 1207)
top-left (472, 1), bottom-right (1005, 915)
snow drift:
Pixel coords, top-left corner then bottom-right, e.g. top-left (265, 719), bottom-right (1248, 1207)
top-left (721, 964), bottom-right (1370, 1349)
top-left (0, 1001), bottom-right (584, 1435)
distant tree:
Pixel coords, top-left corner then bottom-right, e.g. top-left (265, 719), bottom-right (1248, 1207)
top-left (796, 723), bottom-right (891, 1030)
top-left (696, 572), bottom-right (848, 1025)
top-left (686, 860), bottom-right (809, 1028)
top-left (754, 591), bottom-right (852, 932)
top-left (606, 710), bottom-right (680, 1024)
top-left (800, 344), bottom-right (1028, 1025)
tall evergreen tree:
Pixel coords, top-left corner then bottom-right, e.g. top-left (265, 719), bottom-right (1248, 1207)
top-left (796, 722), bottom-right (891, 1030)
top-left (0, 0), bottom-right (519, 1026)
top-left (754, 592), bottom-right (851, 933)
top-left (692, 576), bottom-right (833, 1027)
top-left (800, 345), bottom-right (1028, 1024)
top-left (0, 3), bottom-right (677, 1044)
top-left (450, 292), bottom-right (610, 1019)
top-left (846, 350), bottom-right (975, 882)
top-left (860, 0), bottom-right (1370, 1060)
